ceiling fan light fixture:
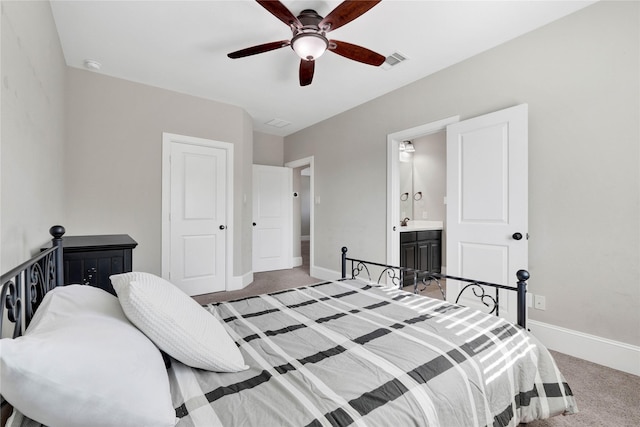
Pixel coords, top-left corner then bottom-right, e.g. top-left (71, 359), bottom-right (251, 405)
top-left (227, 1), bottom-right (384, 86)
top-left (291, 32), bottom-right (328, 61)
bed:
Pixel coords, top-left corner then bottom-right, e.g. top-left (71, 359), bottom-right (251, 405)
top-left (1, 226), bottom-right (577, 427)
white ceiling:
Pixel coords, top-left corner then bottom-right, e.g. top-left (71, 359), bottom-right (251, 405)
top-left (50, 0), bottom-right (596, 136)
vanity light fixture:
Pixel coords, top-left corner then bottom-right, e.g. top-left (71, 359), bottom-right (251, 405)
top-left (404, 141), bottom-right (416, 153)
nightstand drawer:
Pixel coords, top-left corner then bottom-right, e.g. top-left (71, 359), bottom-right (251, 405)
top-left (45, 234), bottom-right (137, 295)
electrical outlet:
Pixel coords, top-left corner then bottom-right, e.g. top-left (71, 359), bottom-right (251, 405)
top-left (534, 295), bottom-right (546, 310)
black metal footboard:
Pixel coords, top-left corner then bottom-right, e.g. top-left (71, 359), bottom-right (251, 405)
top-left (0, 225), bottom-right (65, 339)
top-left (340, 246), bottom-right (529, 329)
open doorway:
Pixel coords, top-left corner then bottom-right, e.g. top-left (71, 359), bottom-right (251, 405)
top-left (387, 117), bottom-right (459, 268)
top-left (401, 131), bottom-right (448, 268)
top-left (291, 166), bottom-right (311, 272)
top-left (285, 156), bottom-right (315, 277)
top-left (389, 106), bottom-right (528, 323)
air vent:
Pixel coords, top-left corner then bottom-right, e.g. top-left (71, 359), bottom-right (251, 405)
top-left (381, 52), bottom-right (408, 70)
top-left (265, 118), bottom-right (291, 128)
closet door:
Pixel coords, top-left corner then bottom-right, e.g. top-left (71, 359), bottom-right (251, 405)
top-left (168, 141), bottom-right (227, 296)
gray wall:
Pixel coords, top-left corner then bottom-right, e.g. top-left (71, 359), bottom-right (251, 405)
top-left (1, 1), bottom-right (66, 271)
top-left (253, 131), bottom-right (283, 166)
top-left (1, 2), bottom-right (255, 280)
top-left (284, 1), bottom-right (640, 346)
top-left (64, 68), bottom-right (253, 278)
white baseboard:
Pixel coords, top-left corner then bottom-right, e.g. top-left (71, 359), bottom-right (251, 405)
top-left (292, 257), bottom-right (303, 268)
top-left (310, 265), bottom-right (339, 282)
top-left (228, 271), bottom-right (253, 291)
top-left (528, 320), bottom-right (640, 376)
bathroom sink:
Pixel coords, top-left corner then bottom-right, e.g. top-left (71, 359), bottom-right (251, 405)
top-left (400, 220), bottom-right (443, 231)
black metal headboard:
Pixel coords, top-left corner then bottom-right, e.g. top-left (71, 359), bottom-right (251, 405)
top-left (0, 225), bottom-right (65, 339)
top-left (340, 246), bottom-right (529, 329)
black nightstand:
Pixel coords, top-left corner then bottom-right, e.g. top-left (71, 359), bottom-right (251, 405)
top-left (48, 234), bottom-right (138, 295)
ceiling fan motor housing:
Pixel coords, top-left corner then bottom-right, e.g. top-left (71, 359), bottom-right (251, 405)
top-left (296, 9), bottom-right (323, 29)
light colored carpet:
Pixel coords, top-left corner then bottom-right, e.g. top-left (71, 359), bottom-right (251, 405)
top-left (524, 350), bottom-right (640, 426)
top-left (194, 240), bottom-right (321, 305)
top-left (193, 245), bottom-right (640, 426)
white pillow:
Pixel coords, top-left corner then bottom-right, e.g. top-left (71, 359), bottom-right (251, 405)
top-left (0, 285), bottom-right (176, 427)
top-left (110, 272), bottom-right (248, 372)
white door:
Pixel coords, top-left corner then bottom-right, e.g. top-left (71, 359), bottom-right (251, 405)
top-left (253, 165), bottom-right (292, 272)
top-left (168, 142), bottom-right (227, 296)
top-left (446, 104), bottom-right (528, 323)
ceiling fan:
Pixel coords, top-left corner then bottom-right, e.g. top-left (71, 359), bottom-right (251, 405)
top-left (227, 0), bottom-right (386, 86)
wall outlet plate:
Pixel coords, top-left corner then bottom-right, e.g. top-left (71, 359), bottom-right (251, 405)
top-left (534, 295), bottom-right (546, 310)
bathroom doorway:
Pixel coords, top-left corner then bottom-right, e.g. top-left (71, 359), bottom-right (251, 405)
top-left (387, 116), bottom-right (459, 268)
top-left (388, 105), bottom-right (529, 323)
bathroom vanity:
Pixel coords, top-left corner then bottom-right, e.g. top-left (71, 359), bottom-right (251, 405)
top-left (399, 221), bottom-right (442, 286)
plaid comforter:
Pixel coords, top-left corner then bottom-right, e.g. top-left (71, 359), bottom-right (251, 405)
top-left (169, 279), bottom-right (577, 427)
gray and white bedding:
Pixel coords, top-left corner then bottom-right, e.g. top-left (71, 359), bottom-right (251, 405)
top-left (169, 279), bottom-right (577, 427)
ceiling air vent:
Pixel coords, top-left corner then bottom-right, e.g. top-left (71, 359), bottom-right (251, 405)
top-left (265, 118), bottom-right (291, 128)
top-left (381, 52), bottom-right (408, 70)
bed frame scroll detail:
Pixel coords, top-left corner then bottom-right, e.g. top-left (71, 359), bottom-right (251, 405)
top-left (340, 246), bottom-right (529, 329)
top-left (1, 226), bottom-right (65, 339)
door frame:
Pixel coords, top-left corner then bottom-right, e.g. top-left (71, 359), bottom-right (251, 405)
top-left (285, 156), bottom-right (315, 277)
top-left (387, 117), bottom-right (459, 267)
top-left (161, 132), bottom-right (234, 290)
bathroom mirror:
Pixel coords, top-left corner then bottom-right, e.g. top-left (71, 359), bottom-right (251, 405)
top-left (398, 132), bottom-right (447, 224)
top-left (399, 160), bottom-right (412, 220)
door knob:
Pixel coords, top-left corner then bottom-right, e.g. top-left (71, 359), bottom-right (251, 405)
top-left (512, 232), bottom-right (523, 240)
top-left (219, 225), bottom-right (226, 230)
top-left (252, 222), bottom-right (256, 226)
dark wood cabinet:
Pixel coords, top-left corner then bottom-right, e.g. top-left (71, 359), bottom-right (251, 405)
top-left (400, 230), bottom-right (442, 286)
top-left (46, 235), bottom-right (138, 295)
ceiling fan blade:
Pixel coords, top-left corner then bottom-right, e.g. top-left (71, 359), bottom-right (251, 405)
top-left (299, 60), bottom-right (315, 86)
top-left (319, 0), bottom-right (381, 32)
top-left (227, 40), bottom-right (290, 59)
top-left (329, 40), bottom-right (385, 66)
top-left (256, 0), bottom-right (301, 28)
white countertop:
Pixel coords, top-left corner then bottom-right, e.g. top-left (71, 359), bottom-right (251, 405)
top-left (399, 220), bottom-right (443, 231)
